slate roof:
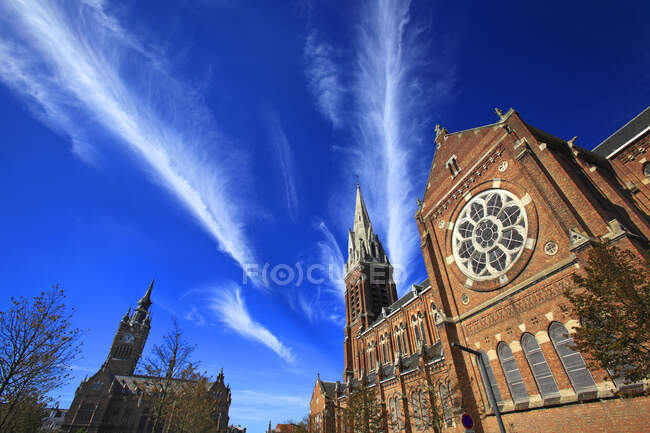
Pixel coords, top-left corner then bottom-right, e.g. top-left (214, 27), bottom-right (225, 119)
top-left (425, 340), bottom-right (444, 363)
top-left (400, 353), bottom-right (420, 374)
top-left (367, 279), bottom-right (430, 330)
top-left (113, 375), bottom-right (216, 394)
top-left (320, 380), bottom-right (337, 399)
top-left (525, 123), bottom-right (569, 149)
top-left (592, 106), bottom-right (650, 158)
top-left (380, 364), bottom-right (395, 379)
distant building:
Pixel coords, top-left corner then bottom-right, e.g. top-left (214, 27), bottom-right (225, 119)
top-left (227, 425), bottom-right (247, 433)
top-left (42, 407), bottom-right (68, 431)
top-left (61, 281), bottom-right (231, 433)
top-left (274, 423), bottom-right (297, 433)
top-left (311, 107), bottom-right (650, 432)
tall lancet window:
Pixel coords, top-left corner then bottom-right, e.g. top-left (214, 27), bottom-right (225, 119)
top-left (479, 350), bottom-right (502, 407)
top-left (497, 342), bottom-right (529, 404)
top-left (412, 315), bottom-right (421, 345)
top-left (549, 322), bottom-right (596, 394)
top-left (521, 333), bottom-right (560, 399)
top-left (395, 326), bottom-right (402, 354)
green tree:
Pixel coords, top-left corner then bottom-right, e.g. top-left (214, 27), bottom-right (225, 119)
top-left (293, 415), bottom-right (310, 433)
top-left (1, 392), bottom-right (46, 433)
top-left (0, 286), bottom-right (82, 432)
top-left (566, 243), bottom-right (650, 383)
top-left (139, 318), bottom-right (199, 433)
top-left (415, 371), bottom-right (459, 433)
top-left (171, 373), bottom-right (220, 433)
top-left (343, 385), bottom-right (387, 433)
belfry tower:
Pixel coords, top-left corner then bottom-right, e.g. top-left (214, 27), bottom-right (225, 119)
top-left (343, 185), bottom-right (397, 380)
top-left (103, 280), bottom-right (153, 375)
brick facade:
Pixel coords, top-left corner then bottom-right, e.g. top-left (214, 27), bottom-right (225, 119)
top-left (310, 107), bottom-right (650, 433)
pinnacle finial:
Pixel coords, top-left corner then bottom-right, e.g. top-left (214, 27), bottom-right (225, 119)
top-left (138, 278), bottom-right (154, 308)
top-left (495, 107), bottom-right (504, 120)
top-left (568, 136), bottom-right (578, 147)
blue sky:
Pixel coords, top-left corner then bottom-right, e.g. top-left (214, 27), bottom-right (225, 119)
top-left (0, 0), bottom-right (648, 431)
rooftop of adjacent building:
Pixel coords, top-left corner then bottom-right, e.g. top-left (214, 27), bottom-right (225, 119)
top-left (592, 106), bottom-right (650, 158)
top-left (363, 278), bottom-right (430, 332)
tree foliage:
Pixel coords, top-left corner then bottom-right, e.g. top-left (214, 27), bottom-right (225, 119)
top-left (343, 385), bottom-right (387, 433)
top-left (0, 286), bottom-right (82, 432)
top-left (138, 318), bottom-right (211, 433)
top-left (171, 373), bottom-right (221, 433)
top-left (415, 370), bottom-right (458, 433)
top-left (0, 392), bottom-right (47, 433)
top-left (566, 243), bottom-right (650, 383)
top-left (292, 415), bottom-right (310, 433)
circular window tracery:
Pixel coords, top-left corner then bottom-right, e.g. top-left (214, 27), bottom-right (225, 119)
top-left (452, 189), bottom-right (528, 281)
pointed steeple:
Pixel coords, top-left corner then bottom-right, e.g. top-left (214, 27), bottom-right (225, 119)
top-left (131, 279), bottom-right (153, 324)
top-left (137, 278), bottom-right (154, 310)
top-left (353, 183), bottom-right (372, 238)
top-left (346, 184), bottom-right (386, 272)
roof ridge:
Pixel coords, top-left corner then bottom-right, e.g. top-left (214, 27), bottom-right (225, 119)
top-left (594, 106), bottom-right (650, 151)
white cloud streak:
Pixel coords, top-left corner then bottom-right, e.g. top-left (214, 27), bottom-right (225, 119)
top-left (265, 112), bottom-right (299, 222)
top-left (315, 219), bottom-right (345, 297)
top-left (209, 285), bottom-right (294, 363)
top-left (350, 0), bottom-right (427, 289)
top-left (304, 30), bottom-right (345, 129)
top-left (0, 1), bottom-right (257, 273)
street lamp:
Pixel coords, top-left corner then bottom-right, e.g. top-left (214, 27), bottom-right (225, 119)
top-left (450, 342), bottom-right (506, 433)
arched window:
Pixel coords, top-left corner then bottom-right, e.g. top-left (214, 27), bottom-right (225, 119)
top-left (400, 325), bottom-right (407, 354)
top-left (395, 326), bottom-right (403, 354)
top-left (479, 350), bottom-right (502, 407)
top-left (389, 396), bottom-right (402, 431)
top-left (497, 342), bottom-right (529, 404)
top-left (418, 312), bottom-right (427, 345)
top-left (411, 391), bottom-right (422, 430)
top-left (389, 398), bottom-right (397, 432)
top-left (381, 335), bottom-right (388, 362)
top-left (549, 322), bottom-right (596, 393)
top-left (412, 315), bottom-right (421, 345)
top-left (521, 333), bottom-right (560, 399)
top-left (439, 382), bottom-right (452, 424)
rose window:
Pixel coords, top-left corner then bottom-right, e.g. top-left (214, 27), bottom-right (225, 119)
top-left (452, 189), bottom-right (528, 280)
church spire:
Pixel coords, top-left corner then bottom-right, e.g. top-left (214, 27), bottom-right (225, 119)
top-left (131, 279), bottom-right (153, 324)
top-left (353, 183), bottom-right (372, 238)
top-left (138, 278), bottom-right (154, 310)
top-left (346, 184), bottom-right (386, 272)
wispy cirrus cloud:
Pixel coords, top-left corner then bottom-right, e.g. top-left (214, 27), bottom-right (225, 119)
top-left (304, 30), bottom-right (345, 129)
top-left (0, 1), bottom-right (257, 273)
top-left (209, 284), bottom-right (294, 363)
top-left (350, 0), bottom-right (429, 288)
top-left (315, 219), bottom-right (345, 297)
top-left (303, 1), bottom-right (444, 291)
top-left (265, 112), bottom-right (299, 222)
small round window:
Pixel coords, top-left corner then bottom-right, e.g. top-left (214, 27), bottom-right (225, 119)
top-left (643, 162), bottom-right (650, 178)
top-left (452, 189), bottom-right (528, 281)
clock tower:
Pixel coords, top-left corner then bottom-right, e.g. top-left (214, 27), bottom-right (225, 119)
top-left (104, 280), bottom-right (153, 375)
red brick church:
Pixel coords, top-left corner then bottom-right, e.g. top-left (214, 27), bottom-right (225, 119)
top-left (310, 107), bottom-right (650, 432)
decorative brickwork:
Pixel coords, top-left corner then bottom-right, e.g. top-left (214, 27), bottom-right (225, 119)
top-left (310, 108), bottom-right (650, 433)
